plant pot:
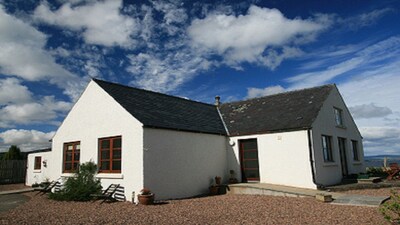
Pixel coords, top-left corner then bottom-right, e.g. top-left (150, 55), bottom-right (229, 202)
top-left (209, 186), bottom-right (219, 195)
top-left (215, 176), bottom-right (222, 185)
top-left (138, 193), bottom-right (155, 205)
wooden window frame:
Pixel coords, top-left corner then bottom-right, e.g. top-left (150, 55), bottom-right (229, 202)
top-left (98, 136), bottom-right (122, 173)
top-left (34, 156), bottom-right (41, 170)
top-left (322, 135), bottom-right (334, 162)
top-left (334, 107), bottom-right (344, 127)
top-left (63, 141), bottom-right (80, 173)
top-left (351, 140), bottom-right (359, 161)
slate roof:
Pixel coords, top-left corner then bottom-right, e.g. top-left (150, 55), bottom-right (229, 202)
top-left (219, 85), bottom-right (335, 136)
top-left (93, 79), bottom-right (227, 135)
top-left (27, 148), bottom-right (52, 154)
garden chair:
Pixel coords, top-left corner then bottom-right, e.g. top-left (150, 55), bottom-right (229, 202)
top-left (36, 180), bottom-right (60, 196)
top-left (92, 184), bottom-right (120, 204)
top-left (386, 163), bottom-right (400, 180)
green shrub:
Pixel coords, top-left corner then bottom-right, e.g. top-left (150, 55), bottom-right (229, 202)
top-left (366, 167), bottom-right (386, 177)
top-left (380, 189), bottom-right (400, 224)
top-left (49, 161), bottom-right (102, 201)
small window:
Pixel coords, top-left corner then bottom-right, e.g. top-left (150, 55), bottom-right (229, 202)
top-left (63, 141), bottom-right (80, 173)
top-left (322, 135), bottom-right (334, 162)
top-left (352, 140), bottom-right (359, 161)
top-left (99, 136), bottom-right (122, 173)
top-left (34, 156), bottom-right (41, 170)
top-left (334, 107), bottom-right (344, 126)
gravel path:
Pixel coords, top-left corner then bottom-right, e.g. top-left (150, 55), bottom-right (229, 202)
top-left (0, 192), bottom-right (388, 225)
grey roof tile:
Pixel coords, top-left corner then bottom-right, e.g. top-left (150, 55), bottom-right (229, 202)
top-left (93, 79), bottom-right (227, 135)
top-left (219, 85), bottom-right (334, 136)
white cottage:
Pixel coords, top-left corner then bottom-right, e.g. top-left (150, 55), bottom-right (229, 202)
top-left (26, 79), bottom-right (365, 201)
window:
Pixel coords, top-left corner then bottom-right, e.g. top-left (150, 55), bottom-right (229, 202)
top-left (34, 156), bottom-right (41, 170)
top-left (99, 136), bottom-right (121, 173)
top-left (63, 141), bottom-right (80, 173)
top-left (334, 107), bottom-right (344, 126)
top-left (322, 135), bottom-right (334, 162)
top-left (352, 140), bottom-right (359, 161)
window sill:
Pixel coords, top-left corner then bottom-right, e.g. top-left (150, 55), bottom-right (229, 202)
top-left (61, 173), bottom-right (75, 177)
top-left (33, 170), bottom-right (41, 173)
top-left (96, 173), bottom-right (123, 179)
top-left (323, 162), bottom-right (338, 167)
top-left (336, 125), bottom-right (347, 129)
top-left (353, 162), bottom-right (362, 165)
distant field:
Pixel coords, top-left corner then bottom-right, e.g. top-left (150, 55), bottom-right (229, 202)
top-left (364, 155), bottom-right (400, 168)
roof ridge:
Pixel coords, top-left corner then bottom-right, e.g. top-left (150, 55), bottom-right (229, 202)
top-left (93, 78), bottom-right (216, 108)
top-left (222, 84), bottom-right (335, 105)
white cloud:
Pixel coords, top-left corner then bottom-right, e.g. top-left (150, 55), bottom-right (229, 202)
top-left (151, 0), bottom-right (188, 35)
top-left (188, 5), bottom-right (330, 69)
top-left (287, 36), bottom-right (400, 89)
top-left (0, 96), bottom-right (72, 127)
top-left (340, 8), bottom-right (393, 30)
top-left (349, 103), bottom-right (392, 119)
top-left (0, 78), bottom-right (32, 105)
top-left (33, 0), bottom-right (139, 48)
top-left (0, 129), bottom-right (54, 152)
top-left (0, 5), bottom-right (83, 101)
top-left (127, 50), bottom-right (212, 93)
top-left (246, 85), bottom-right (285, 99)
top-left (337, 59), bottom-right (400, 155)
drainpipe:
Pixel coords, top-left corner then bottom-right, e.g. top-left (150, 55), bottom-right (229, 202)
top-left (307, 129), bottom-right (325, 189)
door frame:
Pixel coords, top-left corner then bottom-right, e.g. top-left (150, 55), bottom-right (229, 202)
top-left (239, 138), bottom-right (260, 182)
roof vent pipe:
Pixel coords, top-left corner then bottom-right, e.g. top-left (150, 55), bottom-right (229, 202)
top-left (215, 96), bottom-right (221, 107)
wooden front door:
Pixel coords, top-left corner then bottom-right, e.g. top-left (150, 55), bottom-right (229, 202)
top-left (338, 137), bottom-right (348, 177)
top-left (239, 139), bottom-right (260, 182)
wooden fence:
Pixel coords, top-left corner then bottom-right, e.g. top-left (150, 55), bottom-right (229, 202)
top-left (0, 160), bottom-right (27, 184)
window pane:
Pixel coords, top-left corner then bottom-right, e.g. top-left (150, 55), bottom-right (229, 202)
top-left (76, 144), bottom-right (80, 150)
top-left (101, 140), bottom-right (110, 149)
top-left (101, 161), bottom-right (109, 170)
top-left (352, 141), bottom-right (359, 161)
top-left (101, 150), bottom-right (110, 160)
top-left (74, 152), bottom-right (80, 161)
top-left (65, 163), bottom-right (72, 171)
top-left (113, 138), bottom-right (121, 148)
top-left (73, 163), bottom-right (79, 171)
top-left (112, 150), bottom-right (121, 159)
top-left (67, 145), bottom-right (73, 150)
top-left (66, 152), bottom-right (72, 161)
top-left (112, 160), bottom-right (121, 170)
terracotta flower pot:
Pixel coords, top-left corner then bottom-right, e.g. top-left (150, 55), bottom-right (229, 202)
top-left (138, 193), bottom-right (155, 205)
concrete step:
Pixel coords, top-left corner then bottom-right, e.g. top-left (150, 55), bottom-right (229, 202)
top-left (332, 194), bottom-right (390, 207)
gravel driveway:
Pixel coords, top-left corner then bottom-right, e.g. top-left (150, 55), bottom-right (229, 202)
top-left (0, 192), bottom-right (388, 225)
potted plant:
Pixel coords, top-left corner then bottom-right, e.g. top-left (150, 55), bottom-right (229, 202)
top-left (215, 176), bottom-right (222, 185)
top-left (137, 188), bottom-right (154, 205)
top-left (229, 170), bottom-right (238, 184)
top-left (209, 176), bottom-right (221, 195)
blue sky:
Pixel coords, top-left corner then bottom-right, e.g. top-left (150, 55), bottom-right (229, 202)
top-left (0, 0), bottom-right (399, 156)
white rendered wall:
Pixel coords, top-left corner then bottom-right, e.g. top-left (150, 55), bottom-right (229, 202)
top-left (143, 128), bottom-right (227, 200)
top-left (311, 87), bottom-right (365, 186)
top-left (49, 81), bottom-right (144, 202)
top-left (26, 151), bottom-right (52, 186)
top-left (228, 130), bottom-right (317, 189)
